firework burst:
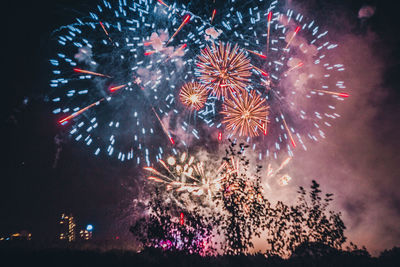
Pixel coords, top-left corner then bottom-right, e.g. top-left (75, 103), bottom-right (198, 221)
top-left (179, 82), bottom-right (208, 111)
top-left (48, 0), bottom-right (211, 164)
top-left (144, 152), bottom-right (226, 200)
top-left (196, 42), bottom-right (252, 99)
top-left (221, 91), bottom-right (269, 137)
top-left (265, 157), bottom-right (293, 187)
top-left (196, 2), bottom-right (350, 160)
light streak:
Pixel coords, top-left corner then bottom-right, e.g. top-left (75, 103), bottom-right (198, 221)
top-left (144, 50), bottom-right (158, 56)
top-left (267, 11), bottom-right (272, 55)
top-left (152, 107), bottom-right (174, 145)
top-left (315, 90), bottom-right (350, 97)
top-left (286, 62), bottom-right (304, 74)
top-left (99, 21), bottom-right (113, 43)
top-left (144, 47), bottom-right (167, 56)
top-left (245, 49), bottom-right (267, 59)
top-left (148, 176), bottom-right (167, 183)
top-left (274, 157), bottom-right (291, 175)
top-left (166, 15), bottom-right (191, 45)
top-left (73, 68), bottom-right (112, 78)
top-left (169, 137), bottom-right (175, 145)
top-left (266, 157), bottom-right (293, 187)
top-left (157, 0), bottom-right (169, 8)
top-left (59, 98), bottom-right (104, 124)
top-left (176, 43), bottom-right (187, 52)
top-left (263, 123), bottom-right (268, 135)
top-left (211, 9), bottom-right (217, 24)
top-left (109, 84), bottom-right (127, 92)
top-left (252, 64), bottom-right (269, 76)
top-left (285, 26), bottom-right (300, 49)
top-left (282, 115), bottom-right (296, 148)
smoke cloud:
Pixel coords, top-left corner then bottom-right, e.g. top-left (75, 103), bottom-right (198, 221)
top-left (122, 1), bottom-right (399, 256)
top-left (358, 5), bottom-right (376, 19)
top-left (280, 0), bottom-right (400, 255)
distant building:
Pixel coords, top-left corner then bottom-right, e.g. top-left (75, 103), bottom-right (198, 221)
top-left (79, 230), bottom-right (92, 240)
top-left (59, 213), bottom-right (76, 242)
top-left (0, 230), bottom-right (32, 241)
top-left (79, 224), bottom-right (94, 240)
top-left (10, 231), bottom-right (32, 241)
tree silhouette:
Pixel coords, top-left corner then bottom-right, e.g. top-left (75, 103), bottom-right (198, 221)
top-left (215, 142), bottom-right (269, 255)
top-left (265, 180), bottom-right (347, 257)
top-left (130, 188), bottom-right (214, 255)
top-left (131, 142), bottom-right (349, 258)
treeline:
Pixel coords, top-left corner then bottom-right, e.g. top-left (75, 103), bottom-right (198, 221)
top-left (131, 143), bottom-right (348, 257)
top-left (1, 246), bottom-right (399, 267)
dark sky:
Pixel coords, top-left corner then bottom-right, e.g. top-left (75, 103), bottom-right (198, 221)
top-left (2, 0), bottom-right (140, 241)
top-left (2, 0), bottom-right (399, 252)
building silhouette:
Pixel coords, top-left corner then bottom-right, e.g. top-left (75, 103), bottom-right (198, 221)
top-left (59, 213), bottom-right (76, 242)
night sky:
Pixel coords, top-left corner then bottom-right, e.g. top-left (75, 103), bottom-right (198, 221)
top-left (2, 0), bottom-right (399, 254)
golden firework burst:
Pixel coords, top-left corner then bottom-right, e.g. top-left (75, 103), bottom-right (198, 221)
top-left (196, 42), bottom-right (252, 99)
top-left (221, 90), bottom-right (269, 137)
top-left (144, 152), bottom-right (226, 200)
top-left (179, 82), bottom-right (208, 110)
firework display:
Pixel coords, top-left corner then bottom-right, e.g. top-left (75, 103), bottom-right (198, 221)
top-left (144, 151), bottom-right (226, 200)
top-left (49, 0), bottom-right (211, 165)
top-left (196, 42), bottom-right (252, 99)
top-left (221, 90), bottom-right (269, 137)
top-left (179, 82), bottom-right (208, 111)
top-left (144, 145), bottom-right (293, 207)
top-left (196, 0), bottom-right (349, 160)
top-left (49, 0), bottom-right (349, 166)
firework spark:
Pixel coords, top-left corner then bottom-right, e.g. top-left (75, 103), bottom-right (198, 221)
top-left (152, 107), bottom-right (175, 145)
top-left (157, 0), bottom-right (169, 8)
top-left (179, 82), bottom-right (208, 111)
top-left (266, 11), bottom-right (272, 55)
top-left (281, 115), bottom-right (296, 148)
top-left (221, 90), bottom-right (269, 137)
top-left (210, 9), bottom-right (217, 24)
top-left (109, 84), bottom-right (127, 92)
top-left (196, 42), bottom-right (252, 99)
top-left (99, 21), bottom-right (113, 43)
top-left (166, 14), bottom-right (191, 45)
top-left (252, 64), bottom-right (269, 77)
top-left (315, 90), bottom-right (350, 98)
top-left (285, 62), bottom-right (304, 75)
top-left (73, 68), bottom-right (112, 78)
top-left (245, 49), bottom-right (267, 59)
top-left (285, 26), bottom-right (301, 49)
top-left (59, 98), bottom-right (104, 124)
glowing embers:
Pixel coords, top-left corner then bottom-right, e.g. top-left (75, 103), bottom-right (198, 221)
top-left (221, 90), bottom-right (269, 137)
top-left (196, 42), bottom-right (252, 99)
top-left (179, 82), bottom-right (208, 111)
